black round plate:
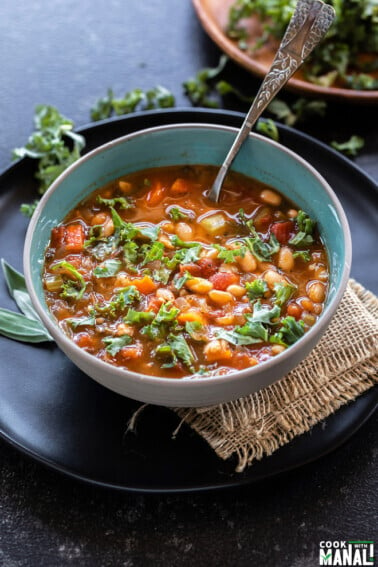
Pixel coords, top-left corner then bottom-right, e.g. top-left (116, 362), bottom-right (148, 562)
top-left (0, 109), bottom-right (377, 493)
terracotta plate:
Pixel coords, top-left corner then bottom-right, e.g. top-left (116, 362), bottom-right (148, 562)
top-left (192, 0), bottom-right (378, 104)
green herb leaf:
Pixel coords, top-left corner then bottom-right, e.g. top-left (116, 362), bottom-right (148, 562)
top-left (170, 235), bottom-right (201, 249)
top-left (214, 244), bottom-right (246, 263)
top-left (244, 231), bottom-right (280, 262)
top-left (273, 282), bottom-right (297, 306)
top-left (137, 224), bottom-right (160, 241)
top-left (289, 210), bottom-right (315, 247)
top-left (141, 241), bottom-right (165, 265)
top-left (249, 301), bottom-right (281, 325)
top-left (90, 88), bottom-right (114, 121)
top-left (51, 261), bottom-right (86, 300)
top-left (93, 259), bottom-right (122, 278)
top-left (183, 55), bottom-right (228, 107)
top-left (97, 195), bottom-right (133, 209)
top-left (292, 250), bottom-right (311, 262)
top-left (239, 212), bottom-right (280, 261)
top-left (245, 279), bottom-right (268, 300)
top-left (103, 334), bottom-right (133, 356)
top-left (185, 321), bottom-right (203, 339)
top-left (110, 207), bottom-right (139, 243)
top-left (235, 320), bottom-right (268, 342)
top-left (270, 316), bottom-right (305, 346)
top-left (173, 270), bottom-right (193, 290)
top-left (255, 119), bottom-right (279, 142)
top-left (154, 302), bottom-right (180, 324)
top-left (124, 308), bottom-right (155, 325)
top-left (65, 314), bottom-right (96, 329)
top-left (215, 328), bottom-right (262, 346)
top-left (217, 301), bottom-right (280, 345)
top-left (152, 266), bottom-right (172, 284)
top-left (14, 105), bottom-right (85, 213)
top-left (123, 241), bottom-right (139, 272)
top-left (91, 86), bottom-right (175, 121)
top-left (158, 334), bottom-right (195, 371)
top-left (20, 200), bottom-right (39, 218)
top-left (96, 286), bottom-right (140, 317)
top-left (168, 207), bottom-right (189, 222)
top-left (331, 135), bottom-right (365, 157)
top-left (141, 302), bottom-right (180, 340)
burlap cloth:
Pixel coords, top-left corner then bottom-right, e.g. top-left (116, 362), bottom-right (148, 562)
top-left (175, 279), bottom-right (378, 472)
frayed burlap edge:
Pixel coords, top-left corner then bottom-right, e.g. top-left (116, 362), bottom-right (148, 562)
top-left (175, 280), bottom-right (378, 472)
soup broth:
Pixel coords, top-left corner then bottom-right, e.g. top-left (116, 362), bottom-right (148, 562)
top-left (43, 165), bottom-right (329, 378)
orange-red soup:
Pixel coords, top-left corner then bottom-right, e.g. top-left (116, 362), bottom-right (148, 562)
top-left (43, 165), bottom-right (329, 378)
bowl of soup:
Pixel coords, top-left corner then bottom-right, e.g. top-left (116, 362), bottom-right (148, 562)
top-left (23, 124), bottom-right (352, 407)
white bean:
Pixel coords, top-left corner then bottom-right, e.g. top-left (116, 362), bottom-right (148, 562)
top-left (307, 281), bottom-right (326, 303)
top-left (237, 250), bottom-right (257, 273)
top-left (175, 222), bottom-right (193, 241)
top-left (277, 246), bottom-right (294, 272)
top-left (260, 189), bottom-right (282, 206)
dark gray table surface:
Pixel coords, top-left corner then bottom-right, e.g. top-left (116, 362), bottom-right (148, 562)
top-left (0, 1), bottom-right (377, 566)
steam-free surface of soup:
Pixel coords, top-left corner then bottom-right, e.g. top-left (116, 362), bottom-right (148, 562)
top-left (43, 165), bottom-right (329, 378)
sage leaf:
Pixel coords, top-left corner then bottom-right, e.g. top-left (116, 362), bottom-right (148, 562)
top-left (1, 259), bottom-right (27, 295)
top-left (0, 307), bottom-right (53, 343)
top-left (2, 259), bottom-right (42, 321)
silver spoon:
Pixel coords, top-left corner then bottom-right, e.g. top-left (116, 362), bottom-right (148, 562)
top-left (208, 0), bottom-right (335, 202)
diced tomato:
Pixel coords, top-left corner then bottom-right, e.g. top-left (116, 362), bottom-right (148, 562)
top-left (51, 224), bottom-right (85, 253)
top-left (197, 257), bottom-right (218, 278)
top-left (209, 271), bottom-right (238, 290)
top-left (270, 221), bottom-right (295, 244)
top-left (146, 296), bottom-right (163, 313)
top-left (179, 263), bottom-right (202, 277)
top-left (170, 178), bottom-right (191, 195)
top-left (145, 181), bottom-right (166, 206)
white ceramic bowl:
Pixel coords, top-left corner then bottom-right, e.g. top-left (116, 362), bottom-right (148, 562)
top-left (24, 124), bottom-right (352, 407)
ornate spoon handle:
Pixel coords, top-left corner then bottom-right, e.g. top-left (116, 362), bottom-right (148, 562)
top-left (208, 0), bottom-right (335, 202)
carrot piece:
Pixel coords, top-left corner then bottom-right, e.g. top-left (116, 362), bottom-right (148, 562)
top-left (131, 275), bottom-right (158, 294)
top-left (177, 311), bottom-right (205, 325)
top-left (64, 224), bottom-right (85, 252)
top-left (170, 178), bottom-right (191, 195)
top-left (145, 181), bottom-right (166, 206)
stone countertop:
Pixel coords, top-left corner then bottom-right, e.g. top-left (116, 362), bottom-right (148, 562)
top-left (0, 1), bottom-right (377, 565)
